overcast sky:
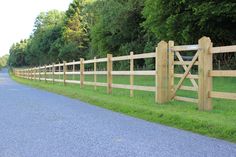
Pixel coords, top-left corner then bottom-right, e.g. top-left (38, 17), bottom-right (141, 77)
top-left (0, 0), bottom-right (73, 57)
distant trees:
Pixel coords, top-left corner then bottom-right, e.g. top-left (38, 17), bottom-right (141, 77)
top-left (9, 10), bottom-right (65, 66)
top-left (8, 39), bottom-right (28, 67)
top-left (0, 54), bottom-right (9, 68)
top-left (8, 0), bottom-right (236, 69)
top-left (26, 10), bottom-right (65, 65)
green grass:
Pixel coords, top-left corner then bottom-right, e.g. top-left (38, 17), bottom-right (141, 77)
top-left (11, 74), bottom-right (236, 143)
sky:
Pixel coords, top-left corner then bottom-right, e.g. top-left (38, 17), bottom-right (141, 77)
top-left (0, 0), bottom-right (73, 57)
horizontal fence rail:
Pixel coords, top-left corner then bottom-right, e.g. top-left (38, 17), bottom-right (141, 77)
top-left (13, 36), bottom-right (236, 111)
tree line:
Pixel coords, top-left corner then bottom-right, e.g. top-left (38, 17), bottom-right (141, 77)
top-left (8, 0), bottom-right (236, 69)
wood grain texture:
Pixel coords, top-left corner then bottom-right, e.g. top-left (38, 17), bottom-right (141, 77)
top-left (198, 37), bottom-right (212, 110)
top-left (156, 41), bottom-right (168, 103)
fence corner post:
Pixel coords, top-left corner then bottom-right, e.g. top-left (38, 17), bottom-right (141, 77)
top-left (198, 36), bottom-right (212, 111)
top-left (107, 54), bottom-right (113, 94)
top-left (156, 41), bottom-right (168, 103)
top-left (80, 58), bottom-right (84, 88)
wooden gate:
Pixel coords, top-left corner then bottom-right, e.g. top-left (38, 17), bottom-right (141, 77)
top-left (168, 37), bottom-right (212, 110)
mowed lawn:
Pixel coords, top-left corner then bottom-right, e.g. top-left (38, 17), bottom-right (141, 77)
top-left (12, 73), bottom-right (236, 143)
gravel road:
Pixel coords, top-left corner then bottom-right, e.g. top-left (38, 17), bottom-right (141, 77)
top-left (0, 69), bottom-right (236, 157)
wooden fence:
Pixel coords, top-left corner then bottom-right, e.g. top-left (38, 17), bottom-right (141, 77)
top-left (13, 37), bottom-right (236, 111)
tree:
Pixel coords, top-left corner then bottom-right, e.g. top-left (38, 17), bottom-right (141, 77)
top-left (8, 40), bottom-right (28, 67)
top-left (142, 0), bottom-right (236, 69)
top-left (26, 10), bottom-right (65, 65)
top-left (59, 0), bottom-right (92, 61)
top-left (142, 0), bottom-right (236, 45)
top-left (0, 54), bottom-right (9, 68)
top-left (90, 0), bottom-right (146, 58)
top-left (8, 0), bottom-right (236, 70)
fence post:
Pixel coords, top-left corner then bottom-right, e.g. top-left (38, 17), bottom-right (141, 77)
top-left (29, 68), bottom-right (31, 80)
top-left (31, 68), bottom-right (32, 80)
top-left (59, 63), bottom-right (61, 80)
top-left (39, 67), bottom-right (41, 81)
top-left (94, 57), bottom-right (97, 90)
top-left (32, 68), bottom-right (34, 80)
top-left (168, 41), bottom-right (175, 100)
top-left (26, 69), bottom-right (28, 79)
top-left (198, 37), bottom-right (212, 110)
top-left (63, 61), bottom-right (67, 86)
top-left (107, 54), bottom-right (112, 94)
top-left (30, 68), bottom-right (31, 80)
top-left (73, 60), bottom-right (75, 80)
top-left (34, 67), bottom-right (36, 80)
top-left (80, 58), bottom-right (84, 88)
top-left (31, 68), bottom-right (33, 80)
top-left (52, 63), bottom-right (55, 84)
top-left (44, 65), bottom-right (47, 82)
top-left (156, 41), bottom-right (168, 103)
top-left (130, 52), bottom-right (134, 97)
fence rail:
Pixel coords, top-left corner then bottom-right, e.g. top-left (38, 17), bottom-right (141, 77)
top-left (13, 36), bottom-right (236, 111)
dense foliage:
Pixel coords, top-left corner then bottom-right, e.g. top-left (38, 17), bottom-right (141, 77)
top-left (8, 0), bottom-right (236, 69)
top-left (0, 55), bottom-right (9, 68)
